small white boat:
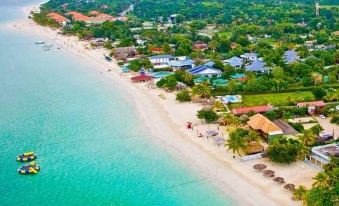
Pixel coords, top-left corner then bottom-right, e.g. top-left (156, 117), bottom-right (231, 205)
top-left (35, 41), bottom-right (45, 45)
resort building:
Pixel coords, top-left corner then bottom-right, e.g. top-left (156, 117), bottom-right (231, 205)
top-left (47, 12), bottom-right (69, 26)
top-left (245, 59), bottom-right (269, 73)
top-left (240, 52), bottom-right (258, 62)
top-left (247, 114), bottom-right (283, 138)
top-left (67, 11), bottom-right (90, 22)
top-left (297, 101), bottom-right (325, 115)
top-left (224, 56), bottom-right (243, 68)
top-left (150, 47), bottom-right (163, 54)
top-left (284, 50), bottom-right (300, 64)
top-left (306, 143), bottom-right (339, 169)
top-left (113, 47), bottom-right (138, 62)
top-left (188, 62), bottom-right (222, 77)
top-left (131, 74), bottom-right (153, 83)
top-left (87, 13), bottom-right (116, 24)
top-left (232, 105), bottom-right (273, 115)
top-left (149, 55), bottom-right (175, 69)
top-left (193, 41), bottom-right (208, 51)
top-left (272, 119), bottom-right (299, 135)
top-left (168, 57), bottom-right (194, 70)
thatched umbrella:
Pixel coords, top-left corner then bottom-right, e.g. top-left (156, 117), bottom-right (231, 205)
top-left (263, 169), bottom-right (275, 177)
top-left (284, 184), bottom-right (296, 192)
top-left (253, 164), bottom-right (267, 171)
top-left (273, 177), bottom-right (285, 184)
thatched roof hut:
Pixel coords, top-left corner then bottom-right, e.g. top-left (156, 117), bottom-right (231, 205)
top-left (263, 169), bottom-right (275, 177)
top-left (284, 184), bottom-right (295, 192)
top-left (253, 164), bottom-right (267, 171)
top-left (273, 177), bottom-right (285, 184)
top-left (244, 141), bottom-right (264, 155)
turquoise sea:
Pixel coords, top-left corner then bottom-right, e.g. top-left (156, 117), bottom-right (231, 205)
top-left (0, 1), bottom-right (234, 206)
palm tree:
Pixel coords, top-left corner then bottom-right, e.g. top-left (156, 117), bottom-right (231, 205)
top-left (192, 84), bottom-right (211, 99)
top-left (312, 172), bottom-right (330, 188)
top-left (323, 157), bottom-right (339, 173)
top-left (293, 185), bottom-right (308, 201)
top-left (244, 130), bottom-right (260, 143)
top-left (182, 72), bottom-right (193, 84)
top-left (209, 40), bottom-right (218, 52)
top-left (226, 130), bottom-right (246, 156)
top-left (299, 129), bottom-right (317, 146)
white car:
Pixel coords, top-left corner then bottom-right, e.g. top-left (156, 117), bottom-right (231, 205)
top-left (319, 114), bottom-right (326, 119)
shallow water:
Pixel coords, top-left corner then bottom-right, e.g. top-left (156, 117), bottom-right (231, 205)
top-left (0, 1), bottom-right (234, 205)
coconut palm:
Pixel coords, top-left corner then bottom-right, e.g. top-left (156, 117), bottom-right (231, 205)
top-left (293, 185), bottom-right (308, 201)
top-left (312, 172), bottom-right (330, 188)
top-left (244, 130), bottom-right (260, 143)
top-left (323, 157), bottom-right (339, 173)
top-left (182, 72), bottom-right (193, 84)
top-left (225, 130), bottom-right (246, 156)
top-left (192, 84), bottom-right (211, 99)
top-left (298, 129), bottom-right (317, 146)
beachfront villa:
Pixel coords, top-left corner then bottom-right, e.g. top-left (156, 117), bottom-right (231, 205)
top-left (245, 59), bottom-right (269, 73)
top-left (224, 56), bottom-right (243, 68)
top-left (168, 57), bottom-right (194, 70)
top-left (149, 55), bottom-right (175, 69)
top-left (113, 47), bottom-right (138, 62)
top-left (306, 143), bottom-right (339, 169)
top-left (247, 114), bottom-right (283, 139)
top-left (131, 74), bottom-right (153, 83)
top-left (47, 12), bottom-right (69, 26)
top-left (188, 62), bottom-right (222, 77)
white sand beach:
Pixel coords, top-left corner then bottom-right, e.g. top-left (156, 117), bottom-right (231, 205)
top-left (5, 4), bottom-right (320, 206)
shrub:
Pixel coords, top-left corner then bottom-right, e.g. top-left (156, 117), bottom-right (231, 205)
top-left (176, 89), bottom-right (191, 102)
top-left (197, 109), bottom-right (219, 123)
top-left (330, 115), bottom-right (339, 124)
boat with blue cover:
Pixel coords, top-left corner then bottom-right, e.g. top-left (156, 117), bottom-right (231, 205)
top-left (16, 152), bottom-right (36, 162)
top-left (17, 161), bottom-right (40, 175)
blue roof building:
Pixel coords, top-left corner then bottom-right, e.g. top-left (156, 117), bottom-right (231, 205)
top-left (168, 58), bottom-right (194, 70)
top-left (188, 62), bottom-right (222, 77)
top-left (284, 50), bottom-right (300, 64)
top-left (224, 56), bottom-right (243, 68)
top-left (245, 59), bottom-right (269, 73)
top-left (240, 52), bottom-right (258, 61)
top-left (149, 54), bottom-right (175, 60)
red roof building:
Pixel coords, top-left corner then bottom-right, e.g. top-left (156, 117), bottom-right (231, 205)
top-left (297, 101), bottom-right (325, 108)
top-left (47, 12), bottom-right (68, 24)
top-left (193, 41), bottom-right (208, 51)
top-left (131, 74), bottom-right (153, 83)
top-left (150, 47), bottom-right (163, 54)
top-left (68, 11), bottom-right (90, 22)
top-left (232, 105), bottom-right (273, 115)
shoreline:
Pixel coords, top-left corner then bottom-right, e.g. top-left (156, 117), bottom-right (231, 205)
top-left (4, 4), bottom-right (315, 206)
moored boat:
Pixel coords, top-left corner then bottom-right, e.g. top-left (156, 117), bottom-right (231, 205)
top-left (35, 41), bottom-right (45, 45)
top-left (17, 161), bottom-right (40, 175)
top-left (16, 152), bottom-right (36, 162)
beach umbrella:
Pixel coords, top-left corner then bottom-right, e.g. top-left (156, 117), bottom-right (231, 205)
top-left (263, 169), bottom-right (275, 177)
top-left (273, 177), bottom-right (285, 184)
top-left (284, 184), bottom-right (296, 192)
top-left (214, 137), bottom-right (225, 146)
top-left (253, 164), bottom-right (267, 171)
top-left (206, 130), bottom-right (218, 136)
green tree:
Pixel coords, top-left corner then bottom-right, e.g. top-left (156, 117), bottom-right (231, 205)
top-left (293, 185), bottom-right (308, 201)
top-left (312, 87), bottom-right (327, 100)
top-left (226, 128), bottom-right (248, 156)
top-left (176, 89), bottom-right (191, 102)
top-left (192, 84), bottom-right (211, 99)
top-left (267, 137), bottom-right (305, 164)
top-left (298, 129), bottom-right (317, 147)
top-left (197, 109), bottom-right (218, 123)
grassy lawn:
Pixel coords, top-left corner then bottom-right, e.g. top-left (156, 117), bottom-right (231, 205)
top-left (231, 91), bottom-right (315, 108)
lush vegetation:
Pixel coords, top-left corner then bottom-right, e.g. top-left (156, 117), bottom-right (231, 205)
top-left (196, 109), bottom-right (218, 123)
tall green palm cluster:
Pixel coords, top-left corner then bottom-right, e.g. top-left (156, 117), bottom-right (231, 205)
top-left (293, 157), bottom-right (339, 206)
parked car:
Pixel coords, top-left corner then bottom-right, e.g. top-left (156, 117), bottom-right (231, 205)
top-left (319, 114), bottom-right (326, 119)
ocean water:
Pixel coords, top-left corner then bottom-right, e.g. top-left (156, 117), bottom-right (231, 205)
top-left (0, 1), bottom-right (234, 206)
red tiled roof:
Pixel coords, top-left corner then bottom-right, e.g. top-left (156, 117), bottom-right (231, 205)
top-left (68, 11), bottom-right (90, 21)
top-left (150, 47), bottom-right (163, 53)
top-left (89, 10), bottom-right (101, 16)
top-left (131, 74), bottom-right (153, 82)
top-left (297, 101), bottom-right (325, 107)
top-left (232, 105), bottom-right (273, 115)
top-left (47, 12), bottom-right (68, 23)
